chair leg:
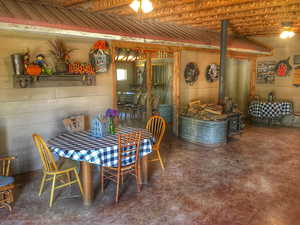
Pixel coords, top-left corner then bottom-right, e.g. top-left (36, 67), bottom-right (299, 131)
top-left (136, 165), bottom-right (141, 193)
top-left (8, 190), bottom-right (14, 203)
top-left (0, 202), bottom-right (12, 212)
top-left (115, 173), bottom-right (121, 204)
top-left (101, 168), bottom-right (104, 192)
top-left (49, 174), bottom-right (56, 207)
top-left (74, 169), bottom-right (84, 197)
top-left (67, 172), bottom-right (71, 186)
top-left (39, 173), bottom-right (47, 196)
top-left (156, 150), bottom-right (165, 170)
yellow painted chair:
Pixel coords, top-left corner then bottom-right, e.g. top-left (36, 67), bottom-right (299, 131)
top-left (146, 116), bottom-right (166, 170)
top-left (32, 134), bottom-right (84, 207)
top-left (0, 156), bottom-right (15, 212)
top-left (101, 131), bottom-right (142, 203)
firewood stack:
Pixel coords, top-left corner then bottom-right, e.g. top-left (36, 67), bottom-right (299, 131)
top-left (181, 99), bottom-right (234, 121)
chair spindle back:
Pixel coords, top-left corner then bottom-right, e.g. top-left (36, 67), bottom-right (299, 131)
top-left (146, 116), bottom-right (166, 148)
top-left (32, 134), bottom-right (58, 173)
top-left (117, 131), bottom-right (142, 170)
top-left (63, 115), bottom-right (85, 132)
top-left (0, 156), bottom-right (15, 176)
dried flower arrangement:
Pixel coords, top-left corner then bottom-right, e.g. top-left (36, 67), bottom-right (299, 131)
top-left (48, 39), bottom-right (77, 73)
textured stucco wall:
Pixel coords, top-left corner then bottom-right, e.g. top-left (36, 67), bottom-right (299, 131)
top-left (0, 33), bottom-right (113, 174)
top-left (253, 36), bottom-right (300, 112)
top-left (180, 50), bottom-right (219, 106)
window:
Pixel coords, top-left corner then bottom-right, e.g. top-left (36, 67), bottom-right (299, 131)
top-left (117, 69), bottom-right (127, 81)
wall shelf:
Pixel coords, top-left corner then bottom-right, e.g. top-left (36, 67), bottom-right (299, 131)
top-left (14, 74), bottom-right (96, 88)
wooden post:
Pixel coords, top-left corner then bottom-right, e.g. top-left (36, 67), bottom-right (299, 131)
top-left (111, 46), bottom-right (117, 109)
top-left (249, 58), bottom-right (257, 98)
top-left (80, 162), bottom-right (93, 206)
top-left (173, 51), bottom-right (181, 136)
top-left (146, 52), bottom-right (152, 119)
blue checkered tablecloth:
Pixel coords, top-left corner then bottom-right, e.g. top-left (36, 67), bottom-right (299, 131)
top-left (248, 101), bottom-right (293, 118)
top-left (47, 127), bottom-right (153, 167)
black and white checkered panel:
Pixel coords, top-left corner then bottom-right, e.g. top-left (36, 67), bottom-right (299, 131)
top-left (249, 101), bottom-right (293, 119)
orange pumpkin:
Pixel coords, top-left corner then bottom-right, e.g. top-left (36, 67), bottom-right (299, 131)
top-left (26, 64), bottom-right (42, 76)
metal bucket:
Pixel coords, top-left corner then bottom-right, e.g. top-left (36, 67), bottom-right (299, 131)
top-left (11, 54), bottom-right (24, 75)
top-left (180, 116), bottom-right (228, 146)
top-left (159, 104), bottom-right (172, 123)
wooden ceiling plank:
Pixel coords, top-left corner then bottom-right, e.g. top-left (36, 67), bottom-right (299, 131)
top-left (178, 4), bottom-right (300, 25)
top-left (159, 1), bottom-right (300, 23)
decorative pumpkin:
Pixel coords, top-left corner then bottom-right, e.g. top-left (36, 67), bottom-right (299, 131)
top-left (26, 64), bottom-right (42, 76)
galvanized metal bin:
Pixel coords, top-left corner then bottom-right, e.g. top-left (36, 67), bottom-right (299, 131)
top-left (180, 116), bottom-right (228, 146)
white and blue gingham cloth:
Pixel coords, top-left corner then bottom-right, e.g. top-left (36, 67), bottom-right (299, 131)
top-left (248, 101), bottom-right (293, 118)
top-left (48, 127), bottom-right (153, 167)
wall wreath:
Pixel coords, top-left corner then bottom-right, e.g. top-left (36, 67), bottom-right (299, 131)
top-left (184, 62), bottom-right (199, 86)
top-left (206, 64), bottom-right (219, 82)
top-left (275, 57), bottom-right (292, 77)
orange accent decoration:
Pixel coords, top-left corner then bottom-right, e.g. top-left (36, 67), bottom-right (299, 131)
top-left (26, 65), bottom-right (42, 76)
top-left (68, 63), bottom-right (95, 75)
top-left (93, 40), bottom-right (108, 50)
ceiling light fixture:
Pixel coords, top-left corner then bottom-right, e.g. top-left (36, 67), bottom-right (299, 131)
top-left (130, 0), bottom-right (153, 14)
top-left (280, 22), bottom-right (295, 39)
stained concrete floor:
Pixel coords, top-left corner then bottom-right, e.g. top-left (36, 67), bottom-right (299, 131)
top-left (1, 126), bottom-right (300, 225)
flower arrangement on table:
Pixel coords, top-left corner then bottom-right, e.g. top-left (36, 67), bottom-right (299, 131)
top-left (105, 109), bottom-right (119, 135)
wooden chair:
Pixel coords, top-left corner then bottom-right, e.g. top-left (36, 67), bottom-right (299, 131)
top-left (100, 131), bottom-right (142, 203)
top-left (63, 115), bottom-right (85, 132)
top-left (0, 156), bottom-right (15, 212)
top-left (146, 116), bottom-right (166, 170)
top-left (32, 134), bottom-right (84, 207)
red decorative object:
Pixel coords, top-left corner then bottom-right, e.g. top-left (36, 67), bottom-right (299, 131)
top-left (26, 64), bottom-right (42, 76)
top-left (93, 41), bottom-right (109, 50)
top-left (68, 63), bottom-right (95, 75)
top-left (275, 58), bottom-right (292, 77)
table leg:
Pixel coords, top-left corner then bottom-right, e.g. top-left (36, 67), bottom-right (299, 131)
top-left (80, 161), bottom-right (93, 206)
top-left (141, 155), bottom-right (149, 184)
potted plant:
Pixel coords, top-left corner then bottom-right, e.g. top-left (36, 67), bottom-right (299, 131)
top-left (48, 39), bottom-right (76, 74)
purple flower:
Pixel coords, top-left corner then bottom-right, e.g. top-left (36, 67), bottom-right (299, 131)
top-left (105, 108), bottom-right (119, 118)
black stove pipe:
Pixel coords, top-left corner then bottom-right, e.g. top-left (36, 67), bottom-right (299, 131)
top-left (219, 20), bottom-right (228, 105)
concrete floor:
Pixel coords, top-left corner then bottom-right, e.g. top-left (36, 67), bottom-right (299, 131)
top-left (1, 126), bottom-right (300, 225)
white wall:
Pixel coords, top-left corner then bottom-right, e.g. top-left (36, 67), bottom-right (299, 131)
top-left (0, 33), bottom-right (113, 174)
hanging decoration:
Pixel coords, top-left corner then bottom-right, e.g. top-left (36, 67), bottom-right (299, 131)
top-left (275, 57), bottom-right (292, 77)
top-left (184, 62), bottom-right (199, 86)
top-left (206, 64), bottom-right (219, 82)
top-left (89, 40), bottom-right (111, 73)
top-left (114, 48), bottom-right (145, 62)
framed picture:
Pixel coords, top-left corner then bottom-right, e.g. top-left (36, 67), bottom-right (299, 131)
top-left (293, 66), bottom-right (300, 87)
top-left (256, 61), bottom-right (276, 84)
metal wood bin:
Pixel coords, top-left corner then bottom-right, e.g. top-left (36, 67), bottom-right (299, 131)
top-left (180, 116), bottom-right (228, 146)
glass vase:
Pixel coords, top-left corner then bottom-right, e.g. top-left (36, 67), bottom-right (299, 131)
top-left (108, 117), bottom-right (115, 135)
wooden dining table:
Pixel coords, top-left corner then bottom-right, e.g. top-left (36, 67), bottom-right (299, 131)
top-left (47, 127), bottom-right (154, 206)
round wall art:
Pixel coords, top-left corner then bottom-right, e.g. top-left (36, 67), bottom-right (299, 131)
top-left (275, 57), bottom-right (292, 77)
top-left (206, 64), bottom-right (220, 82)
top-left (184, 62), bottom-right (199, 85)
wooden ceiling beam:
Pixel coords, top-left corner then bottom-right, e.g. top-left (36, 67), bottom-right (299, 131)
top-left (102, 0), bottom-right (255, 17)
top-left (191, 14), bottom-right (300, 30)
top-left (177, 4), bottom-right (300, 26)
top-left (90, 0), bottom-right (196, 13)
top-left (158, 1), bottom-right (300, 23)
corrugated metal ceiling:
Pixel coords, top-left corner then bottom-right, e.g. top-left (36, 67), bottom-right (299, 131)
top-left (0, 0), bottom-right (271, 54)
